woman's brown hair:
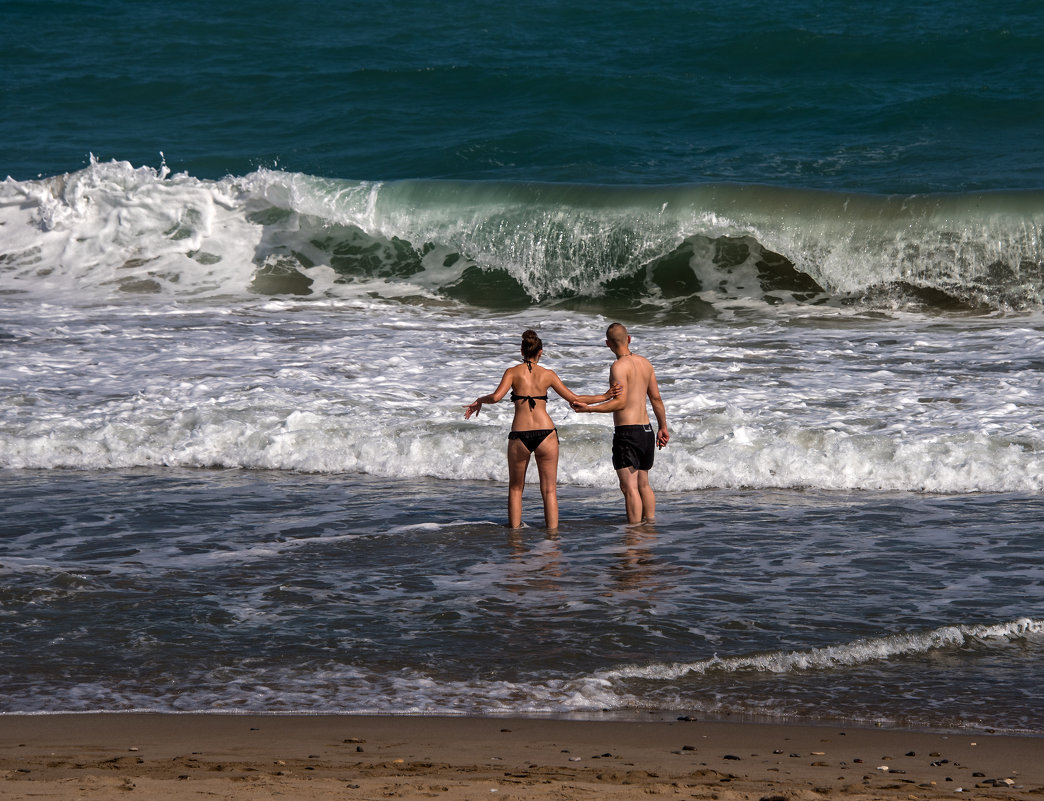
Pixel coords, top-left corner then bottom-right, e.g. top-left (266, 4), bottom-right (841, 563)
top-left (521, 329), bottom-right (542, 364)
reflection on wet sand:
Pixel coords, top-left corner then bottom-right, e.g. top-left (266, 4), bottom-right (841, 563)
top-left (505, 529), bottom-right (564, 594)
top-left (609, 523), bottom-right (660, 592)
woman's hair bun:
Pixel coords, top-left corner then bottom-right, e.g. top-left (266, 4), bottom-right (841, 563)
top-left (521, 329), bottom-right (542, 359)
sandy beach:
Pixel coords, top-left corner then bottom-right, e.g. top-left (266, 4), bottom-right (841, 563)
top-left (1, 714), bottom-right (1041, 800)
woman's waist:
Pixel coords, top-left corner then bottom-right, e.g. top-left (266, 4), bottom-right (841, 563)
top-left (510, 411), bottom-right (555, 431)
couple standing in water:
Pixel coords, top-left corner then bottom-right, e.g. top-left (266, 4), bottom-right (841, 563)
top-left (464, 323), bottom-right (669, 529)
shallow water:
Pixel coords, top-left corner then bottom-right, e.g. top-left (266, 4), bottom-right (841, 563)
top-left (2, 469), bottom-right (1040, 732)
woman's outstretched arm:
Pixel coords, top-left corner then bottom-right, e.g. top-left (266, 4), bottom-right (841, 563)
top-left (464, 368), bottom-right (514, 418)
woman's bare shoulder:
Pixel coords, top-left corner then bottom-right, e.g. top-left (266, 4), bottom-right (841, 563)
top-left (537, 365), bottom-right (560, 384)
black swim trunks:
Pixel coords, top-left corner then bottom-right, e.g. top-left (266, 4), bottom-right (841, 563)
top-left (612, 424), bottom-right (655, 471)
top-left (508, 428), bottom-right (557, 453)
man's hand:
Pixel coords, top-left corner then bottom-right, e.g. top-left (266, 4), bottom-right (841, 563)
top-left (571, 401), bottom-right (590, 413)
top-left (657, 427), bottom-right (670, 449)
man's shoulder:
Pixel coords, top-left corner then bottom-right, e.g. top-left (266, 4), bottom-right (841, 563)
top-left (612, 353), bottom-right (650, 370)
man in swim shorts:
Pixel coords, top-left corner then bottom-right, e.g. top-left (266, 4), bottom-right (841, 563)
top-left (572, 323), bottom-right (669, 523)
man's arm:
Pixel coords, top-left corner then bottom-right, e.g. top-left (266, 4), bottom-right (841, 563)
top-left (572, 395), bottom-right (626, 413)
top-left (647, 368), bottom-right (669, 448)
top-left (549, 372), bottom-right (622, 406)
top-left (572, 363), bottom-right (627, 413)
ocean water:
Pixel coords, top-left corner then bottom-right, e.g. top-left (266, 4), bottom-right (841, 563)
top-left (1, 0), bottom-right (1043, 733)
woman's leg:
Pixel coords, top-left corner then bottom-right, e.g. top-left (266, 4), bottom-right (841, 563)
top-left (533, 432), bottom-right (560, 530)
top-left (506, 438), bottom-right (531, 528)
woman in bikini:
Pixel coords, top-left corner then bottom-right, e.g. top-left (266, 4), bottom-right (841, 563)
top-left (464, 329), bottom-right (618, 529)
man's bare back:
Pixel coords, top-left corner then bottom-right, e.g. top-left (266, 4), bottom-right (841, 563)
top-left (608, 352), bottom-right (657, 427)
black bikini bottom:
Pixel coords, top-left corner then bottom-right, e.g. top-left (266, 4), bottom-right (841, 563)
top-left (508, 428), bottom-right (557, 453)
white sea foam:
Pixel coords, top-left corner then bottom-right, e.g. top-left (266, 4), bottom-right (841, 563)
top-left (597, 618), bottom-right (1044, 682)
top-left (2, 305), bottom-right (1043, 493)
top-left (2, 302), bottom-right (1043, 493)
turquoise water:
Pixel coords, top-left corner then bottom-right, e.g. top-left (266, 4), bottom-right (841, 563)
top-left (4, 0), bottom-right (1043, 191)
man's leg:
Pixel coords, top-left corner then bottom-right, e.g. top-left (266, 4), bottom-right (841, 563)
top-left (616, 466), bottom-right (643, 524)
top-left (636, 469), bottom-right (655, 522)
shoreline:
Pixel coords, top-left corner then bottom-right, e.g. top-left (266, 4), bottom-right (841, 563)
top-left (7, 707), bottom-right (1043, 737)
top-left (2, 713), bottom-right (1041, 800)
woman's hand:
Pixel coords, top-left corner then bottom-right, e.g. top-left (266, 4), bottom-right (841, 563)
top-left (605, 382), bottom-right (623, 400)
top-left (464, 400), bottom-right (483, 419)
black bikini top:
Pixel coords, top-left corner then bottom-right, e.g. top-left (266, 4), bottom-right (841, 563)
top-left (511, 392), bottom-right (548, 410)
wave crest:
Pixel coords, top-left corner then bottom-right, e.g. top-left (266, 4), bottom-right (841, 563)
top-left (2, 161), bottom-right (1043, 314)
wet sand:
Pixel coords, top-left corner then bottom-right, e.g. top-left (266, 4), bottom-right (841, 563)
top-left (1, 713), bottom-right (1041, 800)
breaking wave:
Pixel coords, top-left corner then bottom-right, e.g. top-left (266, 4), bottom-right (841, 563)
top-left (3, 159), bottom-right (1043, 315)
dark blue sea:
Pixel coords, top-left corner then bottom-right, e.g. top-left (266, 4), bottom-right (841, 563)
top-left (1, 0), bottom-right (1042, 732)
